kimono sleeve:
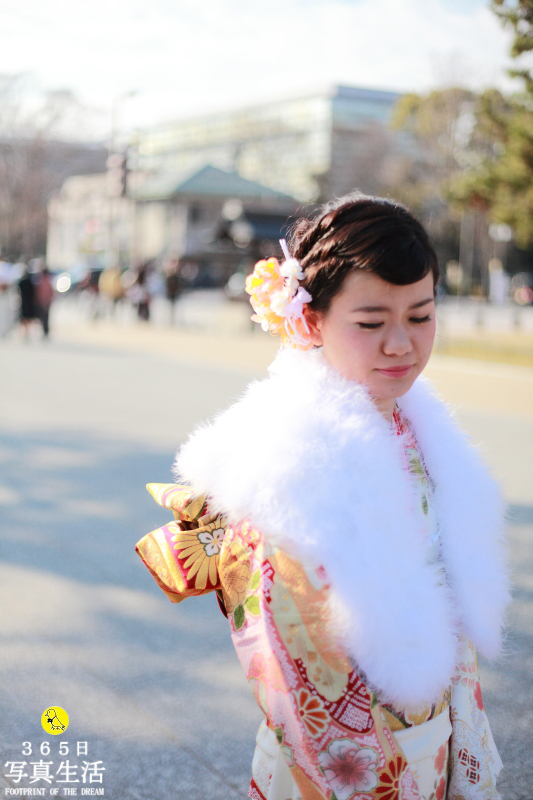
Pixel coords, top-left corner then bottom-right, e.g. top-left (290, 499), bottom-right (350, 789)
top-left (448, 639), bottom-right (503, 799)
top-left (135, 483), bottom-right (225, 604)
top-left (219, 522), bottom-right (419, 800)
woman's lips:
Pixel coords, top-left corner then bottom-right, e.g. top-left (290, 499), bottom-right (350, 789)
top-left (376, 365), bottom-right (413, 378)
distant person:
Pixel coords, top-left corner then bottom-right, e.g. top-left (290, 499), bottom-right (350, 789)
top-left (164, 259), bottom-right (182, 324)
top-left (99, 265), bottom-right (125, 316)
top-left (35, 267), bottom-right (55, 338)
top-left (79, 268), bottom-right (102, 322)
top-left (130, 262), bottom-right (152, 322)
top-left (0, 258), bottom-right (16, 337)
top-left (18, 266), bottom-right (37, 339)
top-left (488, 259), bottom-right (511, 306)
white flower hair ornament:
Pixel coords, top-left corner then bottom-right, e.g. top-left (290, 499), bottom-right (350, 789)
top-left (245, 239), bottom-right (314, 349)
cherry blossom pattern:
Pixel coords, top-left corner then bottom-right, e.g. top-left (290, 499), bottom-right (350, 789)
top-left (473, 681), bottom-right (484, 711)
top-left (294, 688), bottom-right (329, 738)
top-left (280, 745), bottom-right (295, 768)
top-left (451, 657), bottom-right (476, 689)
top-left (318, 738), bottom-right (379, 799)
top-left (200, 527), bottom-right (225, 555)
top-left (219, 536), bottom-right (253, 615)
top-left (435, 776), bottom-right (447, 800)
top-left (248, 652), bottom-right (268, 683)
top-left (434, 742), bottom-right (447, 775)
top-left (374, 754), bottom-right (408, 800)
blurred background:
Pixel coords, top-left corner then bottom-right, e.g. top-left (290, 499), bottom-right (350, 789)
top-left (1, 1), bottom-right (532, 799)
top-left (1, 0), bottom-right (533, 358)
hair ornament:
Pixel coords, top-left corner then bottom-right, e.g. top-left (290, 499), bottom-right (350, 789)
top-left (245, 239), bottom-right (314, 349)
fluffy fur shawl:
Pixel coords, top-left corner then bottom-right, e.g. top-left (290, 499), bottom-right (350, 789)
top-left (175, 346), bottom-right (510, 707)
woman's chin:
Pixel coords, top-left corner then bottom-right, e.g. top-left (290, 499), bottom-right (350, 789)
top-left (371, 371), bottom-right (421, 400)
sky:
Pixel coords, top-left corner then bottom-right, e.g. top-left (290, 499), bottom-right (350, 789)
top-left (0, 0), bottom-right (516, 139)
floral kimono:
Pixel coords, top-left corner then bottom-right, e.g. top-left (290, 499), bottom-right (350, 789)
top-left (136, 347), bottom-right (509, 800)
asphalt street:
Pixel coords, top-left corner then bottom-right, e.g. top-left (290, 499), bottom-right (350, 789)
top-left (1, 323), bottom-right (532, 799)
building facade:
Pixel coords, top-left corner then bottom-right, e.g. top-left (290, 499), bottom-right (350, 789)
top-left (47, 164), bottom-right (297, 285)
top-left (47, 85), bottom-right (402, 278)
top-left (47, 173), bottom-right (134, 272)
top-left (135, 85), bottom-right (401, 203)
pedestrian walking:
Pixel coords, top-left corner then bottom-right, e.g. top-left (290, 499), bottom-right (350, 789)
top-left (35, 266), bottom-right (55, 338)
top-left (136, 194), bottom-right (510, 799)
top-left (18, 265), bottom-right (37, 339)
top-left (129, 262), bottom-right (151, 322)
top-left (164, 258), bottom-right (182, 324)
top-left (0, 259), bottom-right (16, 337)
top-left (98, 265), bottom-right (125, 317)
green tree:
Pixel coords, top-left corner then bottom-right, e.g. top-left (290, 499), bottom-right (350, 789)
top-left (450, 1), bottom-right (533, 247)
top-left (389, 87), bottom-right (490, 267)
top-left (493, 0), bottom-right (533, 86)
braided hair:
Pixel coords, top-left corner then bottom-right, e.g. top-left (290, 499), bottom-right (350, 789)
top-left (288, 192), bottom-right (439, 315)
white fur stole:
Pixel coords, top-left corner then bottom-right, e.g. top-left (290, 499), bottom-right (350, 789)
top-left (175, 347), bottom-right (510, 707)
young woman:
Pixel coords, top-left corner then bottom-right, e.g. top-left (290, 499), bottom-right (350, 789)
top-left (136, 194), bottom-right (510, 800)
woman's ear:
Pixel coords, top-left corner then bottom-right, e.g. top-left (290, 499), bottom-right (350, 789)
top-left (303, 305), bottom-right (323, 347)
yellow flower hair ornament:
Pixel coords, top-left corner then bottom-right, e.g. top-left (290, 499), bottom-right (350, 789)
top-left (245, 239), bottom-right (314, 350)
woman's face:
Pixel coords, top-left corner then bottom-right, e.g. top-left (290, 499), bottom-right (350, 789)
top-left (305, 269), bottom-right (436, 418)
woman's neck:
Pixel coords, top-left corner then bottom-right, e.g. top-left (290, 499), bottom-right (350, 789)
top-left (373, 396), bottom-right (397, 425)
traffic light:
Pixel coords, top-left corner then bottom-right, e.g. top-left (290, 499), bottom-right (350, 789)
top-left (121, 148), bottom-right (129, 197)
top-left (106, 151), bottom-right (129, 197)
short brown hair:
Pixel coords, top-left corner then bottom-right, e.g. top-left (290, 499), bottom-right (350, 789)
top-left (288, 193), bottom-right (439, 314)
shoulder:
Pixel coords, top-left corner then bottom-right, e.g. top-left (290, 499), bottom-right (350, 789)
top-left (173, 346), bottom-right (383, 524)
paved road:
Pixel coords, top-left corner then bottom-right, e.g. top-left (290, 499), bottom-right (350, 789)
top-left (0, 328), bottom-right (532, 799)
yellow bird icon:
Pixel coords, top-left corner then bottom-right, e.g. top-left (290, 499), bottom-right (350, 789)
top-left (44, 708), bottom-right (66, 732)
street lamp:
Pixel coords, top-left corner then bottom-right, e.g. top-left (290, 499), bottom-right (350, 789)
top-left (110, 90), bottom-right (138, 157)
top-left (106, 90), bottom-right (138, 268)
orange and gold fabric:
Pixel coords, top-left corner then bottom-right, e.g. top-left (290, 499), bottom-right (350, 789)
top-left (135, 483), bottom-right (226, 603)
top-left (137, 484), bottom-right (502, 800)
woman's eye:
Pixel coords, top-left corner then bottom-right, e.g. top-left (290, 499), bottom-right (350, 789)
top-left (356, 316), bottom-right (432, 329)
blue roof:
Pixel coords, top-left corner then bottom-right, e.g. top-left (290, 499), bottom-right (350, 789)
top-left (136, 164), bottom-right (295, 202)
top-left (335, 85), bottom-right (402, 104)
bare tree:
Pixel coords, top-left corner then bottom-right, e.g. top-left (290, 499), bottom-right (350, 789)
top-left (327, 123), bottom-right (395, 199)
top-left (0, 73), bottom-right (105, 261)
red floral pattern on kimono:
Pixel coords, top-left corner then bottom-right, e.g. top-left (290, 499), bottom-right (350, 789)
top-left (136, 484), bottom-right (419, 799)
top-left (137, 476), bottom-right (502, 800)
top-left (226, 529), bottom-right (421, 800)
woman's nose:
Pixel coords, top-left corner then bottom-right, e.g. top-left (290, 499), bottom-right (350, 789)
top-left (382, 325), bottom-right (413, 356)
